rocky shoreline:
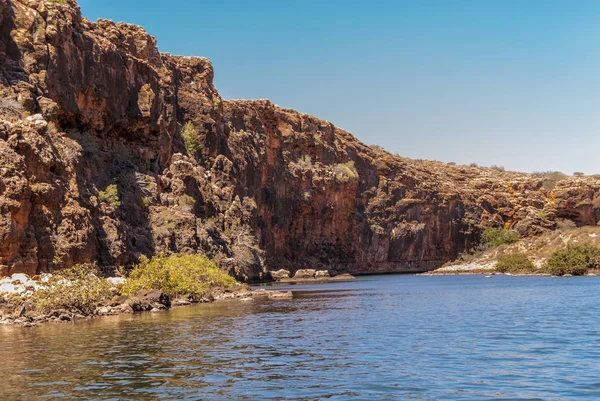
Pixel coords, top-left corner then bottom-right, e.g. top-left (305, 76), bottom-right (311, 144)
top-left (268, 268), bottom-right (355, 283)
top-left (422, 269), bottom-right (599, 277)
top-left (0, 267), bottom-right (355, 328)
top-left (0, 273), bottom-right (293, 328)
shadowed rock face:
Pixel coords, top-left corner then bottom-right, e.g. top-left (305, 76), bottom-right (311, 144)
top-left (0, 0), bottom-right (599, 279)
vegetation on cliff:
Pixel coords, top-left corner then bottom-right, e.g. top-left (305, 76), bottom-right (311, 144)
top-left (97, 184), bottom-right (121, 210)
top-left (481, 228), bottom-right (519, 248)
top-left (181, 121), bottom-right (200, 154)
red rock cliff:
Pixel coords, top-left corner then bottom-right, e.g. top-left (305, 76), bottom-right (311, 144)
top-left (1, 0), bottom-right (599, 279)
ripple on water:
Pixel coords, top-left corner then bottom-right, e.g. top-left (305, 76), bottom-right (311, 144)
top-left (1, 275), bottom-right (600, 400)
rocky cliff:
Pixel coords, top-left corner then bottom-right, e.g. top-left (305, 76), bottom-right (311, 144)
top-left (1, 0), bottom-right (599, 280)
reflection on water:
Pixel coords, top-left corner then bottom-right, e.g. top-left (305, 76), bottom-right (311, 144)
top-left (2, 275), bottom-right (600, 400)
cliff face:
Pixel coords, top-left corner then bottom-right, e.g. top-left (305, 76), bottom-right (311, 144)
top-left (1, 0), bottom-right (599, 279)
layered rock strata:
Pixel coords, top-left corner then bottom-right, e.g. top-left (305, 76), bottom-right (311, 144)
top-left (0, 0), bottom-right (599, 279)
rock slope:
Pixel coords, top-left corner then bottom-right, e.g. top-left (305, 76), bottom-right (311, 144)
top-left (0, 0), bottom-right (599, 279)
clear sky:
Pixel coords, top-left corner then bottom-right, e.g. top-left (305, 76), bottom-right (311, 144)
top-left (78, 0), bottom-right (600, 174)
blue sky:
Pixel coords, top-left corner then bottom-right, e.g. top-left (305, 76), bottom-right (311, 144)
top-left (78, 0), bottom-right (600, 174)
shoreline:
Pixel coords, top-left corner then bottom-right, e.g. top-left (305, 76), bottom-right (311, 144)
top-left (0, 285), bottom-right (293, 329)
top-left (0, 270), bottom-right (358, 328)
top-left (421, 270), bottom-right (600, 277)
top-left (3, 271), bottom-right (598, 328)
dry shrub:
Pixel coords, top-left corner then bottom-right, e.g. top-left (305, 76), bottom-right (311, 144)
top-left (31, 264), bottom-right (112, 315)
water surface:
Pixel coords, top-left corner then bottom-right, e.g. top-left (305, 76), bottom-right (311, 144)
top-left (1, 275), bottom-right (600, 400)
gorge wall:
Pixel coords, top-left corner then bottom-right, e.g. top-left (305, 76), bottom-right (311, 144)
top-left (1, 0), bottom-right (599, 280)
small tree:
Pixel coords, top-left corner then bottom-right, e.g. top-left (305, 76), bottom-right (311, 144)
top-left (181, 121), bottom-right (200, 154)
top-left (98, 184), bottom-right (121, 210)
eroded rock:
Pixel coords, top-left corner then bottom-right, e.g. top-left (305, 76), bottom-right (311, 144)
top-left (315, 270), bottom-right (331, 279)
top-left (0, 0), bottom-right (598, 281)
top-left (292, 269), bottom-right (316, 279)
top-left (268, 269), bottom-right (290, 281)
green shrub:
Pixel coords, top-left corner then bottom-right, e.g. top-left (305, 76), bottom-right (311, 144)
top-left (31, 264), bottom-right (112, 315)
top-left (122, 254), bottom-right (237, 296)
top-left (495, 253), bottom-right (535, 273)
top-left (544, 244), bottom-right (600, 276)
top-left (98, 184), bottom-right (121, 210)
top-left (181, 121), bottom-right (200, 154)
top-left (481, 228), bottom-right (518, 247)
top-left (48, 0), bottom-right (67, 4)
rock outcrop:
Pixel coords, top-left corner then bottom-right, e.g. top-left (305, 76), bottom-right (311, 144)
top-left (1, 0), bottom-right (599, 279)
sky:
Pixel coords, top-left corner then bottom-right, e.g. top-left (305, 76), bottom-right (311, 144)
top-left (78, 0), bottom-right (600, 174)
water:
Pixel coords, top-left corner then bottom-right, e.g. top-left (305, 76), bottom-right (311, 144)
top-left (1, 275), bottom-right (600, 400)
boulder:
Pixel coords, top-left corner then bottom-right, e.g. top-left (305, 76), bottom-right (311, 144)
top-left (106, 277), bottom-right (126, 286)
top-left (331, 273), bottom-right (356, 280)
top-left (269, 269), bottom-right (290, 281)
top-left (315, 270), bottom-right (331, 279)
top-left (0, 283), bottom-right (16, 293)
top-left (251, 289), bottom-right (293, 300)
top-left (172, 298), bottom-right (191, 306)
top-left (10, 273), bottom-right (29, 285)
top-left (267, 291), bottom-right (293, 300)
top-left (122, 290), bottom-right (170, 312)
top-left (96, 306), bottom-right (111, 315)
top-left (292, 269), bottom-right (316, 279)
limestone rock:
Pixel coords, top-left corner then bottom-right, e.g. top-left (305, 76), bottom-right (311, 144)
top-left (315, 270), bottom-right (331, 279)
top-left (251, 289), bottom-right (293, 300)
top-left (0, 0), bottom-right (598, 280)
top-left (269, 269), bottom-right (290, 281)
top-left (293, 269), bottom-right (317, 279)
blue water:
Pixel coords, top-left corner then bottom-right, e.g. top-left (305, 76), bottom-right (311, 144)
top-left (1, 275), bottom-right (600, 400)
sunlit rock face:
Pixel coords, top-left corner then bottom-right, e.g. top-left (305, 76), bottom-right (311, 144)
top-left (0, 0), bottom-right (599, 279)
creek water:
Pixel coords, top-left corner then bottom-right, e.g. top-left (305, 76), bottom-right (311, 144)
top-left (1, 275), bottom-right (600, 400)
